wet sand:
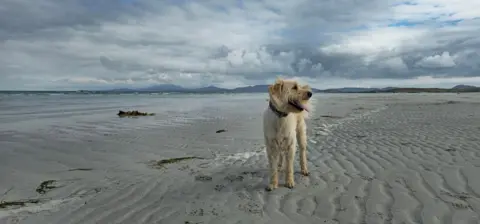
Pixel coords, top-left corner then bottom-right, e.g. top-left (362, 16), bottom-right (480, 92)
top-left (1, 93), bottom-right (480, 224)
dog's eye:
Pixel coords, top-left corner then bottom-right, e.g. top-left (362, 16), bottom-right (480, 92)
top-left (292, 85), bottom-right (298, 90)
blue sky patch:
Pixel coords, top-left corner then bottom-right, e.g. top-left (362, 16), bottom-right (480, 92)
top-left (388, 20), bottom-right (421, 27)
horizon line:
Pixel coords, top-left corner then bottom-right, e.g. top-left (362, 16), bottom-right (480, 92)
top-left (0, 84), bottom-right (475, 92)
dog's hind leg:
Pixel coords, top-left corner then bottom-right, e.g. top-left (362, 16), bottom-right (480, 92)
top-left (297, 118), bottom-right (310, 176)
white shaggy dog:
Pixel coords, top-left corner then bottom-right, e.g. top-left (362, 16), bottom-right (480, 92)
top-left (263, 78), bottom-right (313, 191)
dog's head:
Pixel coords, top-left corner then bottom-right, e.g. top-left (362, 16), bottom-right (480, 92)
top-left (268, 78), bottom-right (313, 114)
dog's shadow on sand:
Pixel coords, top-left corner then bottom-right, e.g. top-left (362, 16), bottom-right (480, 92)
top-left (188, 166), bottom-right (312, 195)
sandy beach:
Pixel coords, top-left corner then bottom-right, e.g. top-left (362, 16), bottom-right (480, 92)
top-left (1, 92), bottom-right (480, 224)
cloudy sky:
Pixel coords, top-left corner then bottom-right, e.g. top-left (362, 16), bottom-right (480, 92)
top-left (1, 0), bottom-right (479, 90)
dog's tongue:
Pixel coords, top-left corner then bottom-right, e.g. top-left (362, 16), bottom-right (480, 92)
top-left (298, 103), bottom-right (309, 112)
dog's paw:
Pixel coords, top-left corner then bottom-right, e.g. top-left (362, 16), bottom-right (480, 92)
top-left (265, 184), bottom-right (278, 191)
top-left (301, 170), bottom-right (310, 176)
top-left (285, 181), bottom-right (295, 189)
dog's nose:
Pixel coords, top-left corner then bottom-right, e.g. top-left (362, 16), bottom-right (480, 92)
top-left (307, 91), bottom-right (313, 98)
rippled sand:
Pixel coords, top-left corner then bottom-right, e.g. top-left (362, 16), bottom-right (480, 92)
top-left (1, 93), bottom-right (480, 224)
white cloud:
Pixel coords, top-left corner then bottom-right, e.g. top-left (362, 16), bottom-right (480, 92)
top-left (321, 27), bottom-right (426, 56)
top-left (416, 52), bottom-right (456, 68)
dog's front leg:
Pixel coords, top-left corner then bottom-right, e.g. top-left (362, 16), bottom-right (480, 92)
top-left (285, 141), bottom-right (296, 189)
top-left (297, 119), bottom-right (309, 176)
top-left (266, 147), bottom-right (279, 191)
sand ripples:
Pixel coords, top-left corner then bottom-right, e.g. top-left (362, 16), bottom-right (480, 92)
top-left (3, 94), bottom-right (480, 224)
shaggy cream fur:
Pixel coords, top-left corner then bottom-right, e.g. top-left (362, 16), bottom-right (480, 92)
top-left (263, 78), bottom-right (313, 191)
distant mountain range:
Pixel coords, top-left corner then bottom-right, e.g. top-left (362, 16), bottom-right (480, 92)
top-left (355, 85), bottom-right (480, 93)
top-left (92, 84), bottom-right (279, 93)
top-left (1, 84), bottom-right (478, 94)
top-left (84, 84), bottom-right (480, 94)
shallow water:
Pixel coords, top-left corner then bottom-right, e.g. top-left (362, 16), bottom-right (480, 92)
top-left (0, 93), bottom-right (269, 133)
top-left (0, 93), bottom-right (272, 202)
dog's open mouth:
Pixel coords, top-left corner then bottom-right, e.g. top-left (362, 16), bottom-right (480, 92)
top-left (289, 100), bottom-right (309, 112)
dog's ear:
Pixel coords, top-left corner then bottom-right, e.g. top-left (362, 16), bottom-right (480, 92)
top-left (269, 80), bottom-right (283, 96)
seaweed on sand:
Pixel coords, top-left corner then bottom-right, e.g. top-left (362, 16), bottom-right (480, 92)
top-left (0, 199), bottom-right (43, 209)
top-left (320, 115), bottom-right (343, 119)
top-left (0, 186), bottom-right (45, 209)
top-left (36, 180), bottom-right (58, 194)
top-left (68, 168), bottom-right (94, 171)
top-left (117, 110), bottom-right (155, 117)
top-left (149, 156), bottom-right (204, 169)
